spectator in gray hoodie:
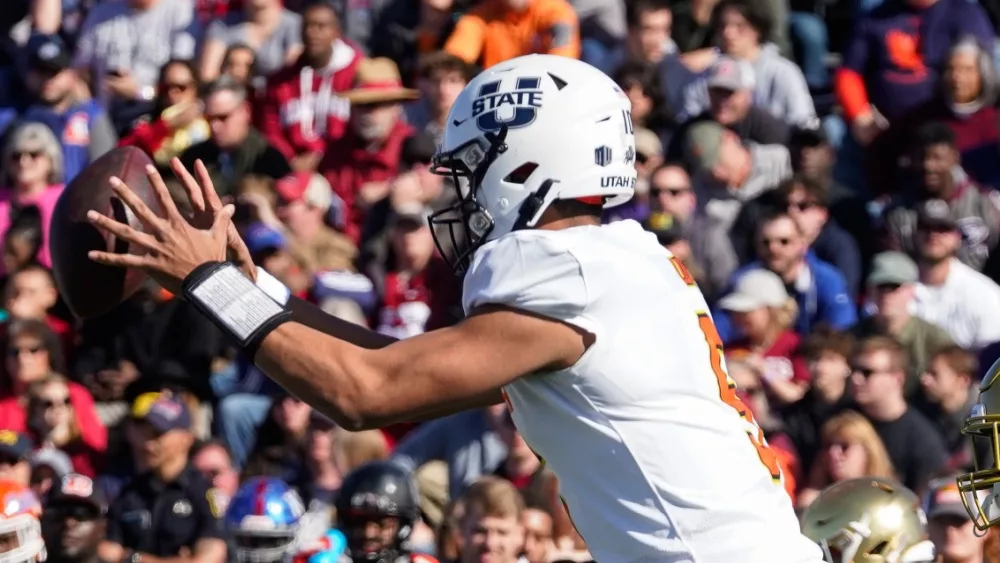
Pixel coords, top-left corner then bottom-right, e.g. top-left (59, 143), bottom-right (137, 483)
top-left (675, 0), bottom-right (815, 126)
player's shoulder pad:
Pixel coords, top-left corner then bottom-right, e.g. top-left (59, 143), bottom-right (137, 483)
top-left (462, 231), bottom-right (588, 319)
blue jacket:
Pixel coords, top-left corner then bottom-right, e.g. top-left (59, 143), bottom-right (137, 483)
top-left (20, 100), bottom-right (117, 183)
top-left (713, 255), bottom-right (858, 344)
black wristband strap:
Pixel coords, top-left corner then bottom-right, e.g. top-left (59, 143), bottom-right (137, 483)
top-left (182, 261), bottom-right (292, 358)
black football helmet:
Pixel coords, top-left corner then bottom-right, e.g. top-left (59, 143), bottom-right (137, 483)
top-left (335, 461), bottom-right (420, 563)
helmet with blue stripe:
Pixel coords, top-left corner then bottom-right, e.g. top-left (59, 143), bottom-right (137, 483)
top-left (225, 477), bottom-right (306, 563)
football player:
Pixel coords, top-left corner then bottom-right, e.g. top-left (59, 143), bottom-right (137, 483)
top-left (225, 477), bottom-right (308, 563)
top-left (0, 479), bottom-right (45, 563)
top-left (86, 54), bottom-right (823, 562)
top-left (956, 358), bottom-right (1000, 529)
top-left (333, 461), bottom-right (436, 563)
top-left (800, 477), bottom-right (935, 563)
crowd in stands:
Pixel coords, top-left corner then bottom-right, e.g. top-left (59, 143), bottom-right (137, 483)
top-left (1, 0), bottom-right (1000, 561)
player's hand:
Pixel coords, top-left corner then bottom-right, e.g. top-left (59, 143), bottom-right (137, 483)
top-left (168, 157), bottom-right (257, 281)
top-left (85, 164), bottom-right (234, 294)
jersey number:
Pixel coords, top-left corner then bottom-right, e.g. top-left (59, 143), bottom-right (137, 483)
top-left (670, 257), bottom-right (782, 482)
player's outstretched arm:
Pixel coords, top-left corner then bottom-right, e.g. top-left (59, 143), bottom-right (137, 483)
top-left (252, 305), bottom-right (591, 430)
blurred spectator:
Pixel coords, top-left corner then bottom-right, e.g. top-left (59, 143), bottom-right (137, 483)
top-left (681, 120), bottom-right (791, 230)
top-left (319, 58), bottom-right (417, 243)
top-left (715, 213), bottom-right (856, 342)
top-left (257, 1), bottom-right (361, 167)
top-left (199, 0), bottom-right (302, 83)
top-left (781, 176), bottom-right (862, 296)
top-left (303, 412), bottom-right (343, 508)
top-left (4, 264), bottom-right (74, 352)
top-left (491, 409), bottom-right (547, 504)
top-left (836, 0), bottom-right (994, 134)
top-left (458, 477), bottom-right (525, 563)
top-left (850, 336), bottom-right (947, 491)
top-left (1, 207), bottom-right (44, 280)
top-left (179, 76), bottom-right (292, 198)
top-left (20, 34), bottom-right (117, 183)
top-left (612, 61), bottom-right (673, 136)
top-left (671, 0), bottom-right (717, 53)
top-left (882, 124), bottom-right (1000, 272)
top-left (99, 392), bottom-right (227, 563)
top-left (855, 251), bottom-right (954, 393)
top-left (925, 476), bottom-right (993, 563)
top-left (41, 473), bottom-right (108, 563)
top-left (644, 195), bottom-right (734, 299)
top-left (795, 410), bottom-right (895, 509)
top-left (623, 0), bottom-right (676, 67)
top-left (406, 51), bottom-right (474, 144)
top-left (0, 430), bottom-right (33, 486)
top-left (444, 0), bottom-right (580, 69)
top-left (392, 404), bottom-right (508, 500)
top-left (438, 498), bottom-right (466, 561)
top-left (371, 205), bottom-right (445, 338)
top-left (219, 43), bottom-right (257, 91)
top-left (718, 269), bottom-right (809, 404)
top-left (73, 0), bottom-right (202, 128)
top-left (682, 0), bottom-right (813, 126)
top-left (118, 59), bottom-right (209, 173)
top-left (665, 56), bottom-right (791, 163)
top-left (189, 439), bottom-right (239, 504)
top-left (781, 328), bottom-right (857, 477)
top-left (243, 222), bottom-right (313, 298)
top-left (916, 346), bottom-right (982, 470)
top-left (0, 122), bottom-right (65, 272)
top-left (24, 374), bottom-right (106, 477)
top-left (871, 39), bottom-right (1000, 191)
top-left (369, 0), bottom-right (460, 85)
top-left (910, 203), bottom-right (1000, 350)
top-left (30, 447), bottom-right (73, 499)
top-left (273, 172), bottom-right (357, 273)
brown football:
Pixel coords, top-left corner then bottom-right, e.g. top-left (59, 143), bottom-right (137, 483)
top-left (50, 146), bottom-right (164, 319)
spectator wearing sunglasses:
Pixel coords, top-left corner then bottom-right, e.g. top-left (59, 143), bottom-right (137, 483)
top-left (25, 374), bottom-right (105, 478)
top-left (855, 251), bottom-right (954, 396)
top-left (118, 59), bottom-right (209, 174)
top-left (42, 473), bottom-right (108, 563)
top-left (647, 163), bottom-right (737, 301)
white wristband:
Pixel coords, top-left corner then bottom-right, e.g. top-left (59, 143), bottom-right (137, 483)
top-left (255, 267), bottom-right (292, 305)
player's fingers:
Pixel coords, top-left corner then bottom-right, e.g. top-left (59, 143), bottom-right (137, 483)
top-left (195, 159), bottom-right (224, 212)
top-left (169, 158), bottom-right (206, 214)
top-left (211, 204), bottom-right (236, 237)
top-left (226, 222), bottom-right (256, 281)
top-left (107, 176), bottom-right (165, 233)
top-left (87, 250), bottom-right (151, 269)
top-left (144, 164), bottom-right (185, 223)
top-left (86, 209), bottom-right (162, 251)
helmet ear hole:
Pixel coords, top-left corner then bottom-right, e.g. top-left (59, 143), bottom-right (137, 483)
top-left (503, 162), bottom-right (539, 185)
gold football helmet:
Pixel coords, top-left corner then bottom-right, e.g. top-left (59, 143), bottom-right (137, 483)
top-left (957, 356), bottom-right (1000, 529)
top-left (800, 478), bottom-right (934, 563)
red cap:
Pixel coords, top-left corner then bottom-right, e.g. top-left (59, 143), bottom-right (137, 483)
top-left (275, 172), bottom-right (312, 203)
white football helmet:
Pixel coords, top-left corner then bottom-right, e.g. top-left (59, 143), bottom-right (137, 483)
top-left (429, 54), bottom-right (637, 273)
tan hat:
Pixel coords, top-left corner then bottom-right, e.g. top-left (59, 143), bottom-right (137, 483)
top-left (342, 58), bottom-right (419, 105)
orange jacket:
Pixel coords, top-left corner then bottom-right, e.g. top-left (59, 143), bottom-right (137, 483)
top-left (445, 0), bottom-right (580, 69)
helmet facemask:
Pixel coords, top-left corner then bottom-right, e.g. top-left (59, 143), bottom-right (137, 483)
top-left (429, 127), bottom-right (508, 275)
top-left (232, 530), bottom-right (298, 563)
top-left (956, 403), bottom-right (1000, 530)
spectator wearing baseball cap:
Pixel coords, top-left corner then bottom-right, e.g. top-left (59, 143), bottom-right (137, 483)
top-left (0, 429), bottom-right (33, 486)
top-left (718, 269), bottom-right (810, 405)
top-left (108, 392), bottom-right (227, 562)
top-left (855, 251), bottom-right (954, 394)
top-left (20, 34), bottom-right (118, 184)
top-left (681, 120), bottom-right (792, 231)
top-left (883, 123), bottom-right (1000, 273)
top-left (924, 476), bottom-right (988, 561)
top-left (664, 57), bottom-right (790, 165)
top-left (42, 473), bottom-right (108, 563)
top-left (318, 58), bottom-right (417, 244)
top-left (274, 172), bottom-right (357, 273)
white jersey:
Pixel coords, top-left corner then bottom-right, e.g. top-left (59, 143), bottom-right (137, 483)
top-left (462, 220), bottom-right (822, 563)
